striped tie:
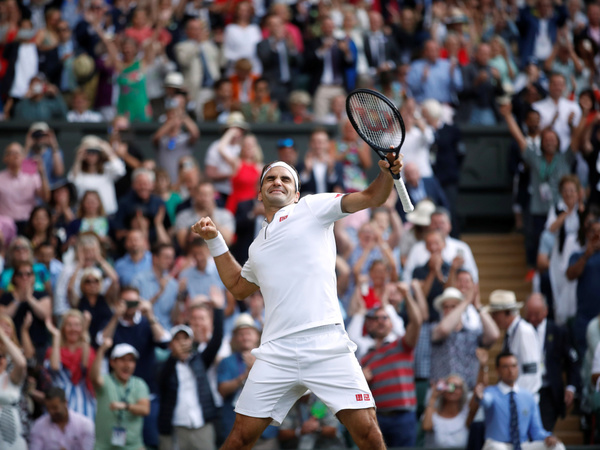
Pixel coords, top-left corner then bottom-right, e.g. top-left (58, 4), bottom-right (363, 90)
top-left (509, 391), bottom-right (521, 450)
top-left (0, 406), bottom-right (16, 445)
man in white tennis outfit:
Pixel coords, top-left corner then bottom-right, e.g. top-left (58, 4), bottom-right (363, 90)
top-left (192, 156), bottom-right (401, 449)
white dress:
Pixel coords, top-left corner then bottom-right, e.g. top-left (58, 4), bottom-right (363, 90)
top-left (425, 405), bottom-right (469, 448)
top-left (0, 371), bottom-right (27, 450)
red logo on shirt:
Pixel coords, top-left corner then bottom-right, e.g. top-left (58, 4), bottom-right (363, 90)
top-left (279, 215), bottom-right (288, 222)
top-left (335, 194), bottom-right (343, 198)
top-left (364, 394), bottom-right (370, 401)
top-left (355, 394), bottom-right (363, 401)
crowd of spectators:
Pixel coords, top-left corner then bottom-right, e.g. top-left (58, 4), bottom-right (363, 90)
top-left (3, 0), bottom-right (600, 448)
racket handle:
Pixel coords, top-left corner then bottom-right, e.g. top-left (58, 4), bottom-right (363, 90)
top-left (393, 178), bottom-right (414, 213)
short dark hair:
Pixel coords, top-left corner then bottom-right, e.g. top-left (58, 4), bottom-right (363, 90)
top-left (189, 237), bottom-right (207, 249)
top-left (45, 386), bottom-right (66, 402)
top-left (152, 243), bottom-right (174, 257)
top-left (496, 350), bottom-right (516, 367)
top-left (120, 285), bottom-right (140, 296)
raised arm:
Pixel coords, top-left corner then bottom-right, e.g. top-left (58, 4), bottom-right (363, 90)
top-left (341, 158), bottom-right (401, 214)
top-left (192, 217), bottom-right (259, 299)
top-left (0, 324), bottom-right (26, 386)
top-left (91, 337), bottom-right (112, 389)
top-left (431, 297), bottom-right (471, 342)
top-left (499, 103), bottom-right (528, 151)
top-left (402, 282), bottom-right (423, 348)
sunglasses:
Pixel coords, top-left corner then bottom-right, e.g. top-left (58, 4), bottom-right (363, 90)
top-left (84, 278), bottom-right (100, 284)
top-left (16, 271), bottom-right (33, 277)
top-left (369, 315), bottom-right (389, 321)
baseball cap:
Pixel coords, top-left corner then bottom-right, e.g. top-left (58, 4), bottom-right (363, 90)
top-left (29, 122), bottom-right (49, 135)
top-left (170, 324), bottom-right (194, 339)
top-left (233, 313), bottom-right (259, 332)
top-left (110, 343), bottom-right (139, 360)
top-left (277, 138), bottom-right (295, 148)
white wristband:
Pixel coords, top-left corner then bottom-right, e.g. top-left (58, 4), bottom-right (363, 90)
top-left (206, 232), bottom-right (229, 257)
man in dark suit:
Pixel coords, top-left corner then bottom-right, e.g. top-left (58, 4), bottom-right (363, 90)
top-left (363, 11), bottom-right (400, 80)
top-left (400, 162), bottom-right (449, 220)
top-left (256, 14), bottom-right (302, 111)
top-left (297, 128), bottom-right (344, 196)
top-left (525, 293), bottom-right (580, 432)
top-left (305, 16), bottom-right (355, 120)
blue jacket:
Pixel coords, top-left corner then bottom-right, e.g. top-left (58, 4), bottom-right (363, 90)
top-left (517, 5), bottom-right (567, 67)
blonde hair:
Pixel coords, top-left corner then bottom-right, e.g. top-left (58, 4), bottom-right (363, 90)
top-left (59, 309), bottom-right (86, 344)
top-left (0, 314), bottom-right (19, 346)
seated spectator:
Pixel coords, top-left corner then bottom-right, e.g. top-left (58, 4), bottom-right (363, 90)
top-left (350, 259), bottom-right (398, 314)
top-left (473, 351), bottom-right (566, 450)
top-left (34, 241), bottom-right (64, 294)
top-left (49, 179), bottom-right (76, 241)
top-left (124, 8), bottom-right (171, 47)
top-left (66, 190), bottom-right (112, 251)
top-left (0, 142), bottom-right (50, 230)
top-left (29, 386), bottom-right (95, 450)
top-left (407, 40), bottom-right (463, 104)
top-left (158, 304), bottom-right (223, 450)
top-left (75, 267), bottom-right (113, 345)
top-left (360, 286), bottom-right (423, 447)
top-left (114, 168), bottom-right (171, 245)
top-left (109, 116), bottom-right (145, 198)
top-left (1, 236), bottom-right (50, 294)
top-left (115, 230), bottom-right (152, 286)
top-left (203, 79), bottom-right (235, 123)
top-left (489, 36), bottom-right (518, 87)
top-left (0, 261), bottom-right (51, 359)
top-left (240, 78), bottom-right (281, 123)
top-left (422, 374), bottom-right (470, 448)
top-left (91, 340), bottom-right (150, 450)
top-left (175, 183), bottom-right (236, 249)
top-left (222, 134), bottom-right (264, 215)
top-left (283, 90), bottom-right (314, 124)
top-left (23, 122), bottom-right (65, 186)
top-left (430, 287), bottom-right (499, 389)
top-left (279, 392), bottom-right (345, 449)
top-left (132, 243), bottom-right (181, 330)
top-left (402, 162), bottom-right (450, 219)
top-left (54, 233), bottom-right (119, 317)
top-left (413, 230), bottom-right (451, 314)
top-left (66, 89), bottom-right (103, 123)
top-left (0, 318), bottom-right (28, 448)
top-left (13, 73), bottom-right (68, 121)
top-left (151, 98), bottom-right (200, 184)
top-left (332, 119), bottom-right (372, 193)
top-left (154, 168), bottom-right (182, 226)
top-left (230, 58), bottom-right (259, 107)
top-left (24, 206), bottom-right (60, 253)
top-left (222, 1), bottom-right (262, 75)
top-left (67, 135), bottom-right (126, 216)
top-left (44, 310), bottom-right (97, 419)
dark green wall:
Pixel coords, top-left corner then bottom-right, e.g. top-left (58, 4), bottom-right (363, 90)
top-left (0, 122), bottom-right (514, 226)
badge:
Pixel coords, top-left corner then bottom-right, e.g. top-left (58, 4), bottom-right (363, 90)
top-left (111, 427), bottom-right (127, 446)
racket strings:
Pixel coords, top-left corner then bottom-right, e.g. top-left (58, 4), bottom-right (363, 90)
top-left (348, 92), bottom-right (404, 151)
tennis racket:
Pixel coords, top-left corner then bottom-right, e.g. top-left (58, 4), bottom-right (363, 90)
top-left (346, 89), bottom-right (414, 213)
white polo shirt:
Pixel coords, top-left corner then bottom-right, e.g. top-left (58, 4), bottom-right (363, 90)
top-left (241, 194), bottom-right (348, 344)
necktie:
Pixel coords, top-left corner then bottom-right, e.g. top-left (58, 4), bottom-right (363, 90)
top-left (503, 331), bottom-right (510, 352)
top-left (509, 391), bottom-right (521, 450)
top-left (277, 41), bottom-right (290, 83)
top-left (199, 49), bottom-right (214, 88)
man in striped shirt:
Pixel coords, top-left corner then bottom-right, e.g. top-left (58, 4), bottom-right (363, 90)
top-left (360, 285), bottom-right (424, 447)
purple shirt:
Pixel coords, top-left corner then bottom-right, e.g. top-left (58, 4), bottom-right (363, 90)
top-left (0, 169), bottom-right (41, 221)
top-left (29, 410), bottom-right (95, 450)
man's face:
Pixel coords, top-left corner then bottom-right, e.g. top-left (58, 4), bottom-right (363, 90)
top-left (476, 44), bottom-right (491, 66)
top-left (191, 245), bottom-right (209, 271)
top-left (430, 213), bottom-right (451, 237)
top-left (110, 354), bottom-right (137, 382)
top-left (310, 132), bottom-right (330, 157)
top-left (366, 310), bottom-right (393, 339)
top-left (404, 163), bottom-right (420, 186)
top-left (45, 397), bottom-right (68, 423)
top-left (36, 245), bottom-right (54, 265)
top-left (549, 75), bottom-right (565, 100)
top-left (133, 174), bottom-right (154, 201)
top-left (233, 327), bottom-right (260, 352)
top-left (268, 15), bottom-right (284, 39)
top-left (258, 166), bottom-right (299, 208)
top-left (524, 111), bottom-right (540, 132)
top-left (277, 147), bottom-right (297, 166)
top-left (171, 331), bottom-right (193, 358)
top-left (425, 232), bottom-right (444, 255)
top-left (3, 144), bottom-right (24, 170)
top-left (497, 355), bottom-right (519, 385)
top-left (369, 11), bottom-right (383, 32)
top-left (155, 247), bottom-right (175, 272)
top-left (125, 231), bottom-right (145, 254)
top-left (441, 299), bottom-right (461, 317)
top-left (525, 295), bottom-right (547, 328)
top-left (194, 184), bottom-right (215, 211)
top-left (321, 18), bottom-right (334, 37)
top-left (424, 41), bottom-right (439, 63)
top-left (456, 271), bottom-right (474, 294)
top-left (491, 310), bottom-right (513, 330)
top-left (189, 307), bottom-right (212, 339)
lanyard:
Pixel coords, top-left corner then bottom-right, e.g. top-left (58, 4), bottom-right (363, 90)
top-left (111, 375), bottom-right (132, 425)
top-left (539, 157), bottom-right (557, 182)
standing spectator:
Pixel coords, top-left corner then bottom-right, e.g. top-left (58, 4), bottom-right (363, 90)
top-left (306, 16), bottom-right (356, 120)
top-left (174, 19), bottom-right (220, 120)
top-left (488, 290), bottom-right (542, 398)
top-left (205, 113), bottom-right (249, 202)
top-left (223, 2), bottom-right (262, 75)
top-left (525, 293), bottom-right (580, 432)
top-left (203, 79), bottom-right (235, 123)
top-left (90, 339), bottom-right (151, 450)
top-left (75, 267), bottom-right (113, 347)
top-left (152, 99), bottom-right (200, 184)
top-left (283, 90), bottom-right (314, 124)
top-left (407, 40), bottom-right (463, 105)
top-left (132, 243), bottom-right (181, 330)
top-left (566, 217), bottom-right (600, 357)
top-left (544, 30), bottom-right (586, 96)
top-left (239, 78), bottom-right (281, 124)
top-left (230, 59), bottom-right (259, 107)
top-left (67, 135), bottom-right (126, 216)
top-left (461, 43), bottom-right (504, 125)
top-left (332, 119), bottom-right (372, 193)
top-left (298, 128), bottom-right (344, 195)
top-left (360, 284), bottom-right (423, 447)
top-left (472, 351), bottom-right (565, 450)
top-left (175, 183), bottom-right (236, 250)
top-left (44, 310), bottom-right (97, 419)
top-left (158, 303), bottom-right (224, 450)
top-left (114, 230), bottom-right (152, 286)
top-left (0, 143), bottom-right (49, 230)
top-left (66, 90), bottom-right (103, 123)
top-left (532, 72), bottom-right (581, 153)
top-left (12, 74), bottom-right (68, 121)
top-left (180, 239), bottom-right (227, 300)
top-left (0, 318), bottom-right (27, 449)
top-left (23, 122), bottom-right (65, 186)
top-left (402, 162), bottom-right (450, 216)
top-left (114, 168), bottom-right (171, 245)
top-left (517, 0), bottom-right (567, 66)
top-left (29, 386), bottom-right (95, 450)
top-left (257, 14), bottom-right (301, 111)
top-left (363, 11), bottom-right (400, 81)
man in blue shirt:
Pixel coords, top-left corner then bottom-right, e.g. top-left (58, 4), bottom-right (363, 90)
top-left (132, 243), bottom-right (181, 329)
top-left (474, 351), bottom-right (565, 450)
top-left (25, 122), bottom-right (64, 186)
top-left (114, 229), bottom-right (152, 286)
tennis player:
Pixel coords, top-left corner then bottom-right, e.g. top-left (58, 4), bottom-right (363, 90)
top-left (192, 155), bottom-right (402, 450)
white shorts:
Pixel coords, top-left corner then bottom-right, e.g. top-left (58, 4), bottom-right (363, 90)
top-left (235, 324), bottom-right (375, 425)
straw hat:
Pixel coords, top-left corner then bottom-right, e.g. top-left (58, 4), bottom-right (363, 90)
top-left (224, 112), bottom-right (250, 131)
top-left (433, 287), bottom-right (465, 313)
top-left (406, 199), bottom-right (436, 226)
top-left (233, 313), bottom-right (258, 332)
top-left (487, 290), bottom-right (523, 312)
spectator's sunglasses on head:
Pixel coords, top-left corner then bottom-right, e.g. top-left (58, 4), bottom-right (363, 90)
top-left (84, 278), bottom-right (101, 284)
top-left (368, 314), bottom-right (389, 322)
top-left (15, 270), bottom-right (34, 278)
top-left (124, 299), bottom-right (140, 308)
